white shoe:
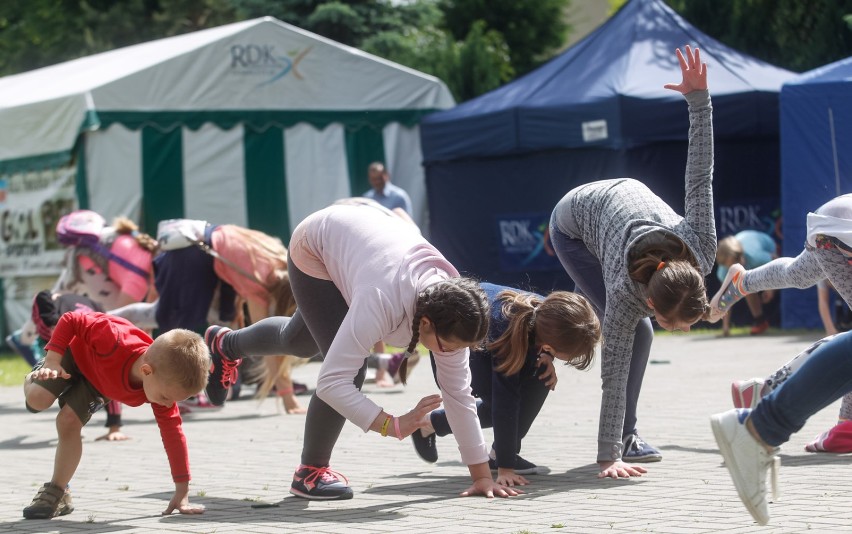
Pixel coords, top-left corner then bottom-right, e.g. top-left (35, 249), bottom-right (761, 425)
top-left (731, 378), bottom-right (765, 410)
top-left (711, 409), bottom-right (780, 526)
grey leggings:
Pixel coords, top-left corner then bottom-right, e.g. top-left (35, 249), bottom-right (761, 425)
top-left (221, 256), bottom-right (367, 466)
top-left (744, 246), bottom-right (852, 420)
top-left (549, 227), bottom-right (653, 439)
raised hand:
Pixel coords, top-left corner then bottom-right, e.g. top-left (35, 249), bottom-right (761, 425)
top-left (664, 45), bottom-right (707, 94)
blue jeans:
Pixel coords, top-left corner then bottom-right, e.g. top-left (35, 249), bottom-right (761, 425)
top-left (752, 330), bottom-right (852, 446)
top-left (548, 226), bottom-right (654, 438)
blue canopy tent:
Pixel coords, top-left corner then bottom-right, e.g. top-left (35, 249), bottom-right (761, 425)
top-left (421, 0), bottom-right (794, 294)
top-left (779, 56), bottom-right (852, 328)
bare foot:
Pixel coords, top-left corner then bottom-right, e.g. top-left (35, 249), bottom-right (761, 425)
top-left (374, 369), bottom-right (395, 388)
top-left (95, 429), bottom-right (130, 441)
top-left (280, 393), bottom-right (307, 414)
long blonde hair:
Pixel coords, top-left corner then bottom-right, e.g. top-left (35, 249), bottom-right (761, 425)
top-left (488, 290), bottom-right (600, 376)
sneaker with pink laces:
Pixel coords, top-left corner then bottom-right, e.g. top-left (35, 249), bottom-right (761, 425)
top-left (178, 391), bottom-right (223, 415)
top-left (290, 465), bottom-right (353, 500)
top-left (805, 420), bottom-right (852, 453)
top-left (731, 378), bottom-right (766, 410)
top-left (204, 325), bottom-right (242, 406)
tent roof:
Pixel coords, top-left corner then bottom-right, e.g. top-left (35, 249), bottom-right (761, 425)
top-left (782, 55), bottom-right (852, 98)
top-left (0, 17), bottom-right (454, 166)
top-left (421, 0), bottom-right (795, 162)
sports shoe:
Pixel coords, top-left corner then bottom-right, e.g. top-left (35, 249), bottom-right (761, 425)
top-left (412, 429), bottom-right (438, 463)
top-left (805, 420), bottom-right (852, 453)
top-left (622, 433), bottom-right (663, 462)
top-left (204, 326), bottom-right (242, 406)
top-left (709, 263), bottom-right (748, 323)
top-left (289, 465), bottom-right (353, 500)
top-left (750, 319), bottom-right (770, 336)
top-left (23, 482), bottom-right (74, 519)
top-left (731, 378), bottom-right (765, 410)
top-left (488, 455), bottom-right (551, 475)
top-left (710, 408), bottom-right (780, 526)
top-left (178, 391), bottom-right (223, 415)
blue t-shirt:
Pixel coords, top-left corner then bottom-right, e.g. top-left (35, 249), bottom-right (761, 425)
top-left (363, 182), bottom-right (412, 215)
top-left (717, 230), bottom-right (777, 281)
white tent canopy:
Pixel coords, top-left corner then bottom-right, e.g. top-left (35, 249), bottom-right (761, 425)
top-left (0, 16), bottom-right (453, 329)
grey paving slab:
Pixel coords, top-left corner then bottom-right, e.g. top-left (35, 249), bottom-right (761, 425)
top-left (1, 331), bottom-right (850, 533)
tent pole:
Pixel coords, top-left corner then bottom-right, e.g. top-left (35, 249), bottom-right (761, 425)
top-left (829, 107), bottom-right (841, 196)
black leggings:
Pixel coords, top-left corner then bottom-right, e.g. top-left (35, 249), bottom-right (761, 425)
top-left (221, 255), bottom-right (366, 466)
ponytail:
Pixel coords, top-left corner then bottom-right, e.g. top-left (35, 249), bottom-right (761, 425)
top-left (488, 290), bottom-right (539, 376)
top-left (489, 290), bottom-right (601, 375)
top-left (630, 234), bottom-right (707, 323)
top-left (112, 217), bottom-right (158, 253)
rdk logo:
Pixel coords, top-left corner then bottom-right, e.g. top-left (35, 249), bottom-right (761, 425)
top-left (229, 44), bottom-right (312, 85)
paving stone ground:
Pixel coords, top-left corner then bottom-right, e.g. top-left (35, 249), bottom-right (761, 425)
top-left (1, 331), bottom-right (850, 533)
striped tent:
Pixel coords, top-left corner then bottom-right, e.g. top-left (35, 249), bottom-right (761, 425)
top-left (0, 17), bottom-right (453, 329)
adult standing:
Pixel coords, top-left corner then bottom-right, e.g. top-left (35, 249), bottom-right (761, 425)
top-left (363, 161), bottom-right (413, 216)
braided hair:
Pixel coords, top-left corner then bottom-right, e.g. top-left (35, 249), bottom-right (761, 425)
top-left (400, 277), bottom-right (490, 384)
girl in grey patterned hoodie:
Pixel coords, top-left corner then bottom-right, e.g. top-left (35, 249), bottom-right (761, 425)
top-left (549, 46), bottom-right (715, 479)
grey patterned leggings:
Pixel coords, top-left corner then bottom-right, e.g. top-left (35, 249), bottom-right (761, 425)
top-left (743, 246), bottom-right (852, 420)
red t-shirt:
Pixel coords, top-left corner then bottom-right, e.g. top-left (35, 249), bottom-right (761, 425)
top-left (45, 311), bottom-right (190, 482)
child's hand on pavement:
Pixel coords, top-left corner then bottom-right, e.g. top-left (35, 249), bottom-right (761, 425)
top-left (495, 468), bottom-right (530, 487)
top-left (460, 477), bottom-right (523, 498)
top-left (597, 460), bottom-right (647, 479)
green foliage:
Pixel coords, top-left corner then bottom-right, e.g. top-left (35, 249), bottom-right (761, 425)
top-left (0, 0), bottom-right (236, 75)
top-left (233, 0), bottom-right (404, 47)
top-left (438, 0), bottom-right (570, 75)
top-left (363, 18), bottom-right (514, 102)
top-left (0, 352), bottom-right (30, 386)
top-left (664, 0), bottom-right (852, 72)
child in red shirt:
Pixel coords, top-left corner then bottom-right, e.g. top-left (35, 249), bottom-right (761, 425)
top-left (22, 311), bottom-right (210, 520)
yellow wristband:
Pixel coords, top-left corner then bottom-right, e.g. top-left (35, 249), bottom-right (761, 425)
top-left (380, 415), bottom-right (392, 437)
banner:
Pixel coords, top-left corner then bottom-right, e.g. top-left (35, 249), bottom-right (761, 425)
top-left (0, 167), bottom-right (76, 276)
top-left (714, 197), bottom-right (781, 240)
top-left (495, 212), bottom-right (562, 272)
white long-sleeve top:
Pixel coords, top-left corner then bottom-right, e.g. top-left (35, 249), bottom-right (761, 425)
top-left (288, 203), bottom-right (489, 465)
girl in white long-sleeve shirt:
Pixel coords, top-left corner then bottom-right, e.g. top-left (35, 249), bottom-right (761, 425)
top-left (204, 201), bottom-right (520, 501)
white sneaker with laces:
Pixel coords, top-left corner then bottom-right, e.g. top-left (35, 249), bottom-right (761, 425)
top-left (711, 408), bottom-right (780, 526)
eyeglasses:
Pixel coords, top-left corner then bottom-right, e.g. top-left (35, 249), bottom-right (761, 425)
top-left (434, 330), bottom-right (446, 352)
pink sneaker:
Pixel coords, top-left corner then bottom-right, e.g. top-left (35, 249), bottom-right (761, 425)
top-left (178, 391), bottom-right (223, 415)
top-left (731, 378), bottom-right (765, 409)
top-left (805, 420), bottom-right (852, 453)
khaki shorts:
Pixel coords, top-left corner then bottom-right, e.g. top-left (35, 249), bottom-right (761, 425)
top-left (26, 350), bottom-right (108, 425)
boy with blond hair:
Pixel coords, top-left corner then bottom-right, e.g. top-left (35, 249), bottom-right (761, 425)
top-left (22, 311), bottom-right (210, 519)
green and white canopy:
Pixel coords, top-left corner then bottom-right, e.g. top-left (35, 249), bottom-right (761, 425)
top-left (0, 16), bottom-right (453, 278)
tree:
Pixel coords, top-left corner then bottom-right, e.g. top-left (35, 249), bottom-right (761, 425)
top-left (363, 18), bottom-right (513, 102)
top-left (663, 0), bottom-right (852, 72)
top-left (0, 0), bottom-right (236, 75)
top-left (438, 0), bottom-right (571, 75)
top-left (232, 0), bottom-right (403, 47)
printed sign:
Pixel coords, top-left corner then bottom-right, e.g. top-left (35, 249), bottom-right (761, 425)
top-left (715, 197), bottom-right (781, 239)
top-left (496, 212), bottom-right (561, 272)
top-left (0, 167), bottom-right (77, 276)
